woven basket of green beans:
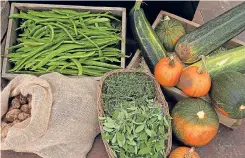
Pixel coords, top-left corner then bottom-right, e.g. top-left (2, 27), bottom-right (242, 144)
top-left (5, 8), bottom-right (126, 77)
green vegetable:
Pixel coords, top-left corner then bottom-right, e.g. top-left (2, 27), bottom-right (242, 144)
top-left (155, 16), bottom-right (185, 51)
top-left (101, 72), bottom-right (170, 157)
top-left (130, 1), bottom-right (166, 72)
top-left (7, 9), bottom-right (123, 76)
top-left (175, 2), bottom-right (245, 63)
top-left (189, 46), bottom-right (245, 77)
top-left (210, 71), bottom-right (245, 119)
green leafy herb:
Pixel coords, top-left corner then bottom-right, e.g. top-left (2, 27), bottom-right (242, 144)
top-left (100, 72), bottom-right (171, 157)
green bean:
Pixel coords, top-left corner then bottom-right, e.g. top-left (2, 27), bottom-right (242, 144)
top-left (22, 41), bottom-right (44, 46)
top-left (9, 11), bottom-right (42, 21)
top-left (24, 60), bottom-right (40, 69)
top-left (89, 57), bottom-right (120, 62)
top-left (51, 9), bottom-right (87, 15)
top-left (69, 18), bottom-right (78, 35)
top-left (85, 18), bottom-right (110, 25)
top-left (81, 12), bottom-right (120, 21)
top-left (83, 60), bottom-right (121, 69)
top-left (59, 68), bottom-right (78, 75)
top-left (8, 43), bottom-right (24, 50)
top-left (28, 10), bottom-right (69, 19)
top-left (35, 31), bottom-right (47, 39)
top-left (14, 70), bottom-right (47, 75)
top-left (33, 26), bottom-right (47, 37)
top-left (47, 24), bottom-right (54, 41)
top-left (79, 16), bottom-right (87, 29)
top-left (9, 41), bottom-right (57, 72)
top-left (46, 65), bottom-right (57, 72)
top-left (35, 18), bottom-right (72, 24)
top-left (47, 61), bottom-right (70, 66)
top-left (51, 51), bottom-right (95, 62)
top-left (60, 63), bottom-right (74, 72)
top-left (28, 25), bottom-right (43, 37)
top-left (77, 29), bottom-right (102, 58)
top-left (24, 40), bottom-right (63, 68)
top-left (83, 68), bottom-right (104, 76)
top-left (71, 58), bottom-right (83, 75)
top-left (16, 45), bottom-right (38, 53)
top-left (83, 66), bottom-right (112, 72)
top-left (49, 22), bottom-right (84, 45)
top-left (28, 37), bottom-right (49, 43)
top-left (32, 43), bottom-right (87, 70)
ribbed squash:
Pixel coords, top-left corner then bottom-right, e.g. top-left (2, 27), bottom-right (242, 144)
top-left (130, 1), bottom-right (167, 72)
top-left (172, 98), bottom-right (219, 147)
top-left (189, 46), bottom-right (245, 77)
top-left (155, 16), bottom-right (185, 52)
top-left (175, 2), bottom-right (245, 63)
top-left (210, 71), bottom-right (245, 119)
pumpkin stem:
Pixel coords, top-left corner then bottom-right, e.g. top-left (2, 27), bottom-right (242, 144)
top-left (169, 54), bottom-right (175, 67)
top-left (134, 0), bottom-right (142, 10)
top-left (197, 111), bottom-right (205, 119)
top-left (239, 105), bottom-right (245, 111)
top-left (164, 15), bottom-right (171, 21)
top-left (184, 147), bottom-right (195, 158)
top-left (197, 55), bottom-right (207, 74)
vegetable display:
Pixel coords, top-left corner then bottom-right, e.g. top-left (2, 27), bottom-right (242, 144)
top-left (189, 46), bottom-right (245, 77)
top-left (169, 147), bottom-right (200, 158)
top-left (155, 16), bottom-right (185, 52)
top-left (175, 2), bottom-right (245, 63)
top-left (7, 9), bottom-right (123, 76)
top-left (210, 71), bottom-right (245, 119)
top-left (100, 72), bottom-right (171, 158)
top-left (130, 1), bottom-right (166, 72)
top-left (1, 94), bottom-right (32, 138)
top-left (179, 56), bottom-right (211, 97)
top-left (172, 98), bottom-right (219, 147)
top-left (154, 55), bottom-right (183, 87)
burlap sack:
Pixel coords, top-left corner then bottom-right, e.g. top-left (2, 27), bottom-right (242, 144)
top-left (1, 72), bottom-right (99, 158)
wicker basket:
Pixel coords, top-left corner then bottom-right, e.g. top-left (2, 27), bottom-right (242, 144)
top-left (97, 69), bottom-right (172, 157)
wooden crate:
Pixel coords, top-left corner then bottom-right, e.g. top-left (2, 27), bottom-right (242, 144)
top-left (2, 3), bottom-right (126, 80)
top-left (127, 11), bottom-right (245, 129)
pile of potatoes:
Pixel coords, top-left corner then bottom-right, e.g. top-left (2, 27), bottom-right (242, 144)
top-left (1, 94), bottom-right (32, 138)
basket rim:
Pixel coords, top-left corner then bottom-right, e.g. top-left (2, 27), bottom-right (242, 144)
top-left (97, 69), bottom-right (172, 158)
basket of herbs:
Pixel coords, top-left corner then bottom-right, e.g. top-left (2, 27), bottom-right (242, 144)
top-left (98, 69), bottom-right (172, 158)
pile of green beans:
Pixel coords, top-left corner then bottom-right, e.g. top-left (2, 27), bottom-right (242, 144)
top-left (7, 9), bottom-right (124, 76)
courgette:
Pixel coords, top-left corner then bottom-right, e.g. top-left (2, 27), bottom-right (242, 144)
top-left (189, 46), bottom-right (245, 77)
top-left (130, 1), bottom-right (167, 72)
top-left (175, 2), bottom-right (245, 63)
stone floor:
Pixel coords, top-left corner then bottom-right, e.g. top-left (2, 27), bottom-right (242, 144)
top-left (1, 1), bottom-right (245, 158)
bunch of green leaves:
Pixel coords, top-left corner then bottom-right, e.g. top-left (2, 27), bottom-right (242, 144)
top-left (102, 73), bottom-right (155, 115)
top-left (100, 99), bottom-right (171, 158)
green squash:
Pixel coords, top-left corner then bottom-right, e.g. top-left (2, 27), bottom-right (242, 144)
top-left (210, 71), bottom-right (245, 119)
top-left (130, 1), bottom-right (167, 72)
top-left (155, 16), bottom-right (185, 52)
top-left (175, 2), bottom-right (245, 63)
top-left (189, 46), bottom-right (245, 77)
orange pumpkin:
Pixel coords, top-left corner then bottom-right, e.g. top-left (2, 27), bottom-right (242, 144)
top-left (179, 56), bottom-right (211, 97)
top-left (169, 147), bottom-right (200, 158)
top-left (154, 55), bottom-right (183, 87)
top-left (172, 98), bottom-right (219, 147)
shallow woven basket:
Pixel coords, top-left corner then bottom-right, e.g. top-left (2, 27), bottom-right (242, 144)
top-left (97, 69), bottom-right (172, 157)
